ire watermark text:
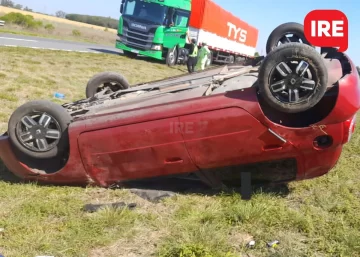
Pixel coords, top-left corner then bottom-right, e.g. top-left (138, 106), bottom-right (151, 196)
top-left (304, 9), bottom-right (348, 52)
top-left (170, 121), bottom-right (208, 134)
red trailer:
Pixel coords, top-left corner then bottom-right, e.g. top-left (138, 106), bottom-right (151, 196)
top-left (188, 0), bottom-right (259, 64)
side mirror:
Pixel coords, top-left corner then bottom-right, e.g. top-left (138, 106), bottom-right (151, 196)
top-left (120, 4), bottom-right (124, 13)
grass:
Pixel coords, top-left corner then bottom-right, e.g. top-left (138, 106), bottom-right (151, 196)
top-left (0, 46), bottom-right (360, 257)
top-left (0, 46), bottom-right (187, 132)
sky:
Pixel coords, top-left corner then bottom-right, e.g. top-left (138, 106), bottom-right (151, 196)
top-left (14, 0), bottom-right (360, 64)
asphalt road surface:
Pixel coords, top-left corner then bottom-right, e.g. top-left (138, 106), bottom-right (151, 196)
top-left (0, 33), bottom-right (122, 55)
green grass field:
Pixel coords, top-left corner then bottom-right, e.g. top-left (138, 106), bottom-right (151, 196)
top-left (0, 46), bottom-right (360, 257)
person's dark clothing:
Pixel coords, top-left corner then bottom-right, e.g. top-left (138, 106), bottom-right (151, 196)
top-left (188, 43), bottom-right (196, 55)
top-left (187, 56), bottom-right (197, 73)
top-left (187, 42), bottom-right (198, 73)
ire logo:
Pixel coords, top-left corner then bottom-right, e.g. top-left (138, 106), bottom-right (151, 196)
top-left (304, 10), bottom-right (348, 52)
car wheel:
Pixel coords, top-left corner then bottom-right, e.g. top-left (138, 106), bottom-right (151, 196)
top-left (85, 71), bottom-right (130, 98)
top-left (258, 42), bottom-right (328, 113)
top-left (8, 100), bottom-right (72, 159)
top-left (166, 47), bottom-right (178, 66)
top-left (266, 22), bottom-right (311, 54)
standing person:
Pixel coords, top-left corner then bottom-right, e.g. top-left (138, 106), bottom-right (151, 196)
top-left (196, 42), bottom-right (211, 71)
top-left (186, 31), bottom-right (198, 73)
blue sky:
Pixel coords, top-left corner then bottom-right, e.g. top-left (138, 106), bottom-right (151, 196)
top-left (15, 0), bottom-right (360, 64)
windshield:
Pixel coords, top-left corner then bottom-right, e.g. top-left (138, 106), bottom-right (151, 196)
top-left (123, 0), bottom-right (168, 25)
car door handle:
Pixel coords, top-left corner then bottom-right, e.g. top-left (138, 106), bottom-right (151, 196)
top-left (164, 158), bottom-right (184, 164)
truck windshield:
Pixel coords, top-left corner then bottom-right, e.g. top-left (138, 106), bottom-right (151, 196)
top-left (122, 0), bottom-right (168, 25)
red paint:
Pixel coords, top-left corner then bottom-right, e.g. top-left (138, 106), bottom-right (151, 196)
top-left (0, 53), bottom-right (359, 187)
top-left (78, 117), bottom-right (198, 186)
top-left (178, 107), bottom-right (299, 170)
top-left (189, 0), bottom-right (259, 48)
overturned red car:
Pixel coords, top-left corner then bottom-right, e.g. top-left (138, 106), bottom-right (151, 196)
top-left (0, 23), bottom-right (359, 193)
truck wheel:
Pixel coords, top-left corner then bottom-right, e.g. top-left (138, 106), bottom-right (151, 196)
top-left (8, 100), bottom-right (72, 159)
top-left (166, 47), bottom-right (178, 66)
top-left (86, 71), bottom-right (130, 98)
top-left (266, 22), bottom-right (311, 54)
top-left (235, 56), bottom-right (245, 63)
top-left (122, 50), bottom-right (137, 58)
top-left (258, 43), bottom-right (328, 113)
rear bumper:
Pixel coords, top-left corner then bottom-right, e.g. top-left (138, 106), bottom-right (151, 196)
top-left (301, 145), bottom-right (343, 180)
top-left (319, 52), bottom-right (360, 124)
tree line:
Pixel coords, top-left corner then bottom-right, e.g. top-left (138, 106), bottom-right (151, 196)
top-left (65, 14), bottom-right (118, 29)
top-left (1, 0), bottom-right (32, 11)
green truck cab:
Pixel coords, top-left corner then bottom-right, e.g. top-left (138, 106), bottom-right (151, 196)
top-left (116, 0), bottom-right (192, 66)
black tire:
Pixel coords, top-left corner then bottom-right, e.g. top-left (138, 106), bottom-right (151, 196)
top-left (266, 22), bottom-right (311, 54)
top-left (123, 50), bottom-right (137, 58)
top-left (8, 100), bottom-right (72, 159)
top-left (235, 56), bottom-right (245, 64)
top-left (166, 47), bottom-right (178, 66)
top-left (258, 43), bottom-right (328, 113)
top-left (86, 71), bottom-right (130, 98)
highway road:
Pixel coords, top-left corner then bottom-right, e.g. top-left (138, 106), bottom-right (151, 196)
top-left (0, 33), bottom-right (122, 55)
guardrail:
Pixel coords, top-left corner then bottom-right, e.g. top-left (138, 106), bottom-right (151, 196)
top-left (0, 20), bottom-right (5, 26)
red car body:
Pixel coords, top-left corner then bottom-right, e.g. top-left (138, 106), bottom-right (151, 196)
top-left (0, 49), bottom-right (359, 188)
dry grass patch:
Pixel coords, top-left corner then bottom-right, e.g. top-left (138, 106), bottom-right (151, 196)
top-left (0, 6), bottom-right (117, 33)
top-left (0, 9), bottom-right (117, 45)
top-left (0, 22), bottom-right (117, 45)
top-left (0, 46), bottom-right (360, 257)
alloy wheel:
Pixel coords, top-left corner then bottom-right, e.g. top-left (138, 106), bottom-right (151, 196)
top-left (16, 112), bottom-right (62, 152)
top-left (269, 59), bottom-right (317, 103)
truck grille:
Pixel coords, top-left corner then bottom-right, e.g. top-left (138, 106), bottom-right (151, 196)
top-left (120, 20), bottom-right (156, 51)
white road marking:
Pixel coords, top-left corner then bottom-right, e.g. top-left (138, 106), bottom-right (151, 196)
top-left (0, 36), bottom-right (37, 42)
top-left (0, 44), bottom-right (102, 54)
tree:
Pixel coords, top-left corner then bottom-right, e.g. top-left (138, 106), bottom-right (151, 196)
top-left (23, 6), bottom-right (32, 12)
top-left (254, 52), bottom-right (260, 57)
top-left (65, 13), bottom-right (118, 29)
top-left (1, 0), bottom-right (14, 7)
top-left (55, 10), bottom-right (66, 18)
top-left (14, 4), bottom-right (22, 9)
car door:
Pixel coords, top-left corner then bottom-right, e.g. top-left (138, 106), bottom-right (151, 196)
top-left (179, 107), bottom-right (293, 169)
top-left (78, 117), bottom-right (198, 186)
top-left (163, 8), bottom-right (190, 49)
